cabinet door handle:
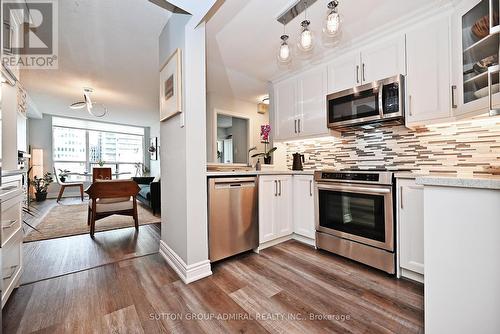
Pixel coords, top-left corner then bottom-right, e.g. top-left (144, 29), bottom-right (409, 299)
top-left (309, 180), bottom-right (313, 196)
top-left (488, 65), bottom-right (500, 115)
top-left (294, 120), bottom-right (297, 134)
top-left (362, 63), bottom-right (366, 82)
top-left (400, 186), bottom-right (403, 210)
top-left (2, 220), bottom-right (17, 229)
top-left (278, 180), bottom-right (282, 196)
top-left (356, 65), bottom-right (360, 84)
top-left (408, 95), bottom-right (413, 117)
top-left (298, 119), bottom-right (301, 133)
top-left (274, 180), bottom-right (278, 196)
top-left (451, 85), bottom-right (457, 109)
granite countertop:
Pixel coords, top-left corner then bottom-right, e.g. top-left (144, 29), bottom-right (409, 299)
top-left (206, 170), bottom-right (315, 177)
top-left (416, 175), bottom-right (500, 190)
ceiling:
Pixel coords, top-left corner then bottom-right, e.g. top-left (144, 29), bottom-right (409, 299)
top-left (207, 0), bottom-right (445, 104)
top-left (21, 0), bottom-right (171, 126)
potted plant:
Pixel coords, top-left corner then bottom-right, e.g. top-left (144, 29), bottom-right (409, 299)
top-left (98, 160), bottom-right (105, 167)
top-left (252, 125), bottom-right (277, 164)
top-left (252, 147), bottom-right (277, 165)
top-left (30, 172), bottom-right (54, 202)
top-left (58, 169), bottom-right (70, 182)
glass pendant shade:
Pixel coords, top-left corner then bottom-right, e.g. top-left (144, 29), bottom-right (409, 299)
top-left (324, 1), bottom-right (341, 36)
top-left (277, 35), bottom-right (292, 63)
top-left (298, 20), bottom-right (314, 52)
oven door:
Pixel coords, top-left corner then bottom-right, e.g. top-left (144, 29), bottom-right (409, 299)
top-left (315, 182), bottom-right (394, 251)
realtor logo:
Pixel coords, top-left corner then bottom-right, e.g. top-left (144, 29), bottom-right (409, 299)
top-left (2, 0), bottom-right (58, 69)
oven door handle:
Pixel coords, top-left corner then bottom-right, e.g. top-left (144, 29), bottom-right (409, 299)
top-left (316, 183), bottom-right (391, 195)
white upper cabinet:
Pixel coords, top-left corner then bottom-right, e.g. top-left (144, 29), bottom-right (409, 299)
top-left (327, 52), bottom-right (361, 93)
top-left (361, 35), bottom-right (406, 83)
top-left (451, 0), bottom-right (500, 117)
top-left (297, 68), bottom-right (329, 137)
top-left (293, 175), bottom-right (315, 240)
top-left (406, 16), bottom-right (452, 125)
top-left (274, 67), bottom-right (329, 141)
top-left (326, 34), bottom-right (406, 95)
top-left (274, 78), bottom-right (297, 141)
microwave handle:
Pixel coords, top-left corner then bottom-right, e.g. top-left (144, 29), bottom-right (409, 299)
top-left (378, 84), bottom-right (384, 118)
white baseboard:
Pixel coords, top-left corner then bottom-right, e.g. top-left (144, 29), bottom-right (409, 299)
top-left (292, 233), bottom-right (316, 247)
top-left (257, 235), bottom-right (293, 251)
top-left (258, 233), bottom-right (317, 251)
top-left (401, 268), bottom-right (424, 284)
top-left (159, 240), bottom-right (212, 284)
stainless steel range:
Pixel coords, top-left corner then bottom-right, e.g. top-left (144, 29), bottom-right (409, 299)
top-left (314, 170), bottom-right (395, 274)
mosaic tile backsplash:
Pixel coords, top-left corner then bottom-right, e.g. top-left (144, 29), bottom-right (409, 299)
top-left (285, 117), bottom-right (500, 175)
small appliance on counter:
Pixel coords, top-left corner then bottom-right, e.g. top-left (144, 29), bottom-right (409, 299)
top-left (292, 153), bottom-right (305, 171)
top-left (314, 170), bottom-right (396, 274)
top-left (17, 151), bottom-right (31, 170)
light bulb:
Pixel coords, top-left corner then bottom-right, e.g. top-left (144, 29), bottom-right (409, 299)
top-left (279, 44), bottom-right (290, 60)
top-left (298, 20), bottom-right (313, 52)
top-left (324, 1), bottom-right (341, 37)
top-left (277, 35), bottom-right (292, 63)
top-left (301, 29), bottom-right (312, 50)
top-left (326, 12), bottom-right (340, 34)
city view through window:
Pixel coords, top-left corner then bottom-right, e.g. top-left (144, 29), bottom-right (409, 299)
top-left (52, 118), bottom-right (144, 179)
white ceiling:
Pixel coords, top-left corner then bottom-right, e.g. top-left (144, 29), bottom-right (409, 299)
top-left (207, 0), bottom-right (445, 104)
top-left (21, 0), bottom-right (171, 126)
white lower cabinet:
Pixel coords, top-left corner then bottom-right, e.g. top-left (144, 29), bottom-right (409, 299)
top-left (1, 173), bottom-right (24, 309)
top-left (397, 178), bottom-right (424, 283)
top-left (259, 174), bottom-right (315, 248)
top-left (258, 175), bottom-right (293, 244)
top-left (293, 175), bottom-right (315, 240)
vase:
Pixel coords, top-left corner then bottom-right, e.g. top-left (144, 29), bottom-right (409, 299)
top-left (60, 177), bottom-right (66, 183)
top-left (35, 192), bottom-right (48, 202)
top-left (263, 156), bottom-right (272, 164)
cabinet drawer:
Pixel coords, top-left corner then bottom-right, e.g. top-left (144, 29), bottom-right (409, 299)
top-left (2, 228), bottom-right (23, 307)
top-left (1, 194), bottom-right (23, 247)
top-left (0, 174), bottom-right (23, 201)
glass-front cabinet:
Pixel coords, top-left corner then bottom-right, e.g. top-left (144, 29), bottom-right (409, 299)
top-left (452, 0), bottom-right (500, 115)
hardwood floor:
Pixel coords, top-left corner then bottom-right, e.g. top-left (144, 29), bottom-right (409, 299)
top-left (21, 223), bottom-right (161, 285)
top-left (3, 239), bottom-right (424, 334)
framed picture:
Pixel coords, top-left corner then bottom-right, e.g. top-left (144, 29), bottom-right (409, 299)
top-left (160, 48), bottom-right (183, 121)
top-left (149, 137), bottom-right (158, 161)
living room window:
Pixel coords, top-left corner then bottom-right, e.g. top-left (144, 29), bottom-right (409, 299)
top-left (52, 117), bottom-right (145, 179)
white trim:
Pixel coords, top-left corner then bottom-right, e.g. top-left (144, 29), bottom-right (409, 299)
top-left (292, 233), bottom-right (316, 247)
top-left (159, 240), bottom-right (212, 284)
top-left (212, 108), bottom-right (253, 163)
top-left (257, 234), bottom-right (293, 251)
top-left (401, 268), bottom-right (424, 284)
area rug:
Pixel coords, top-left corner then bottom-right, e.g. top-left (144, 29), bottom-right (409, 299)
top-left (24, 202), bottom-right (161, 242)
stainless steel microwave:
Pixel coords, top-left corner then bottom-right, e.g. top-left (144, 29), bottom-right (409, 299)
top-left (327, 75), bottom-right (405, 129)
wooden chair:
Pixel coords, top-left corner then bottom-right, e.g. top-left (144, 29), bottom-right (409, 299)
top-left (85, 180), bottom-right (140, 237)
top-left (54, 167), bottom-right (84, 202)
top-left (92, 167), bottom-right (112, 183)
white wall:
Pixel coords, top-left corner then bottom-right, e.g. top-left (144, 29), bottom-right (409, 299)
top-left (158, 9), bottom-right (211, 279)
top-left (206, 92), bottom-right (269, 164)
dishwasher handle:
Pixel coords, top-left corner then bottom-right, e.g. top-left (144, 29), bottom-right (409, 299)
top-left (212, 177), bottom-right (256, 189)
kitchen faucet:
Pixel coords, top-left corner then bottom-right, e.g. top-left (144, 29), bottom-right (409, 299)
top-left (247, 146), bottom-right (257, 167)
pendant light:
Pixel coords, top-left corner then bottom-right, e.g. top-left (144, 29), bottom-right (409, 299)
top-left (298, 2), bottom-right (314, 52)
top-left (323, 1), bottom-right (341, 37)
top-left (277, 24), bottom-right (292, 64)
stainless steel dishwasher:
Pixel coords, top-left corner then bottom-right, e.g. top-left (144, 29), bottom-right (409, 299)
top-left (208, 177), bottom-right (258, 262)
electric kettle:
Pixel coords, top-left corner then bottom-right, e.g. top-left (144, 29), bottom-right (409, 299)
top-left (292, 153), bottom-right (305, 171)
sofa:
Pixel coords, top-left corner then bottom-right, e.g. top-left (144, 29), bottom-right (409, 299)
top-left (132, 177), bottom-right (161, 215)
